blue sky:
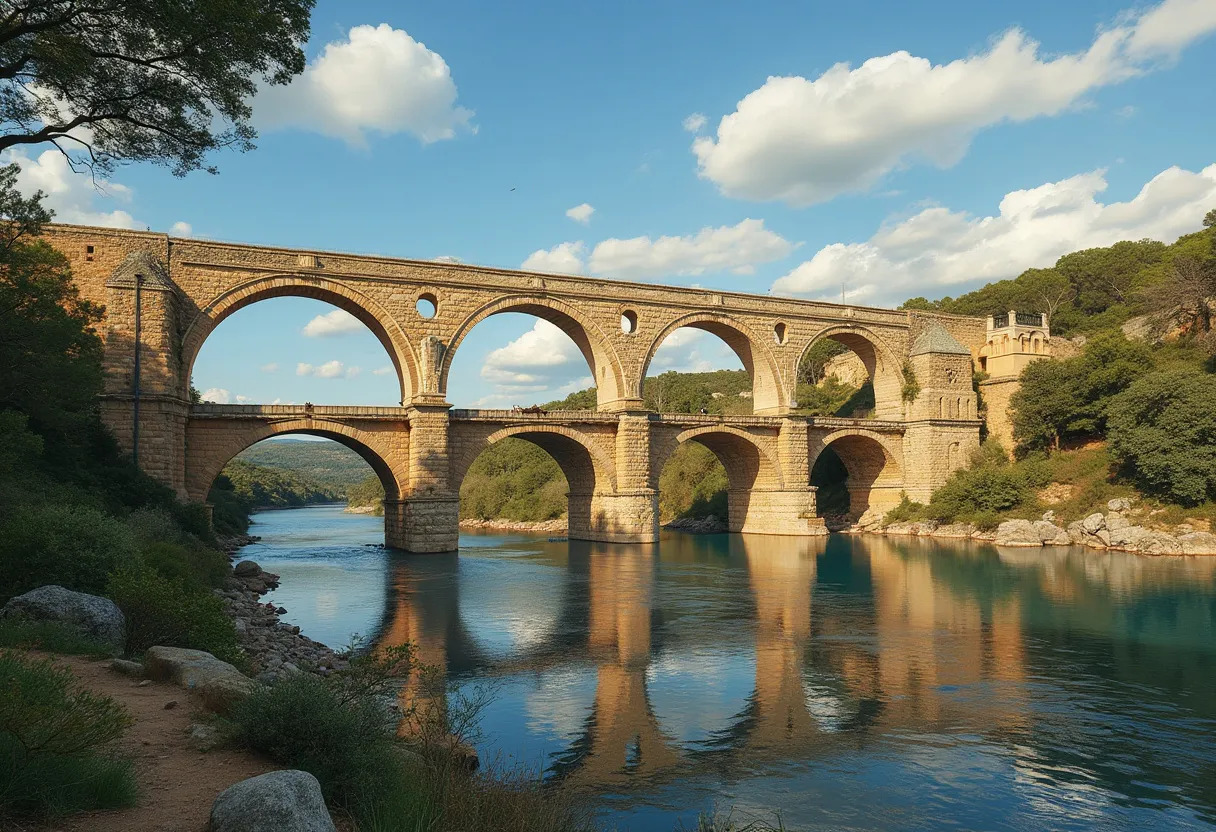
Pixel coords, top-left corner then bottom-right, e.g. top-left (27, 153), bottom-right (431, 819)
top-left (9, 0), bottom-right (1216, 406)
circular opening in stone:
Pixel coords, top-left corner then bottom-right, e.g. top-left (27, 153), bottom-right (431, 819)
top-left (621, 309), bottom-right (638, 334)
top-left (774, 322), bottom-right (788, 345)
top-left (416, 293), bottom-right (438, 319)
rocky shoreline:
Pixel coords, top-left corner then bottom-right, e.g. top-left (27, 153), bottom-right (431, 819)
top-left (663, 515), bottom-right (728, 534)
top-left (458, 517), bottom-right (568, 533)
top-left (854, 498), bottom-right (1216, 555)
top-left (215, 535), bottom-right (350, 680)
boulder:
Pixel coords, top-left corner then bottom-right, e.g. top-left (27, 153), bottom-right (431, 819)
top-left (1106, 513), bottom-right (1131, 532)
top-left (199, 673), bottom-right (262, 716)
top-left (1081, 513), bottom-right (1106, 534)
top-left (1032, 520), bottom-right (1072, 546)
top-left (994, 519), bottom-right (1042, 547)
top-left (1107, 526), bottom-right (1183, 555)
top-left (934, 523), bottom-right (976, 539)
top-left (233, 560), bottom-right (261, 577)
top-left (1179, 532), bottom-right (1216, 555)
top-left (1107, 498), bottom-right (1133, 513)
top-left (210, 770), bottom-right (336, 832)
top-left (1, 585), bottom-right (125, 654)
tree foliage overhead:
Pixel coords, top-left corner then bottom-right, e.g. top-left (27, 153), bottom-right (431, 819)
top-left (0, 0), bottom-right (314, 175)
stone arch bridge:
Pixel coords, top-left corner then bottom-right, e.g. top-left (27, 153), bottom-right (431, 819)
top-left (42, 223), bottom-right (984, 551)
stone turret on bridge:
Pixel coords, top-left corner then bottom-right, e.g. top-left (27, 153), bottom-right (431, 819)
top-left (41, 222), bottom-right (987, 552)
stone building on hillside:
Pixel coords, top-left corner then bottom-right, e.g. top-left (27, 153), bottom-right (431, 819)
top-left (978, 311), bottom-right (1053, 454)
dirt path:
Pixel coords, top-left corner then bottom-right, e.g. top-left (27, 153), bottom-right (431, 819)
top-left (32, 653), bottom-right (276, 832)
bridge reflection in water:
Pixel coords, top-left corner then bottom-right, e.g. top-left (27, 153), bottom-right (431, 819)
top-left (363, 531), bottom-right (1216, 829)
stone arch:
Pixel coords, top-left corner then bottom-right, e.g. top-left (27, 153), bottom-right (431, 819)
top-left (797, 324), bottom-right (904, 420)
top-left (651, 425), bottom-right (783, 532)
top-left (809, 429), bottom-right (903, 521)
top-left (640, 312), bottom-right (786, 414)
top-left (440, 295), bottom-right (627, 409)
top-left (180, 274), bottom-right (419, 404)
top-left (185, 417), bottom-right (406, 505)
top-left (450, 424), bottom-right (617, 540)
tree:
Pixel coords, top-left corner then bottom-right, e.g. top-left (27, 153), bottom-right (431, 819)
top-left (1107, 368), bottom-right (1216, 505)
top-left (0, 170), bottom-right (101, 439)
top-left (1055, 240), bottom-right (1166, 315)
top-left (1145, 256), bottom-right (1215, 336)
top-left (0, 0), bottom-right (313, 176)
top-left (1010, 332), bottom-right (1152, 452)
top-left (1010, 359), bottom-right (1081, 451)
top-left (1204, 208), bottom-right (1215, 228)
top-left (1018, 268), bottom-right (1074, 321)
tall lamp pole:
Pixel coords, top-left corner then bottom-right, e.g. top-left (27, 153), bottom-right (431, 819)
top-left (132, 274), bottom-right (144, 467)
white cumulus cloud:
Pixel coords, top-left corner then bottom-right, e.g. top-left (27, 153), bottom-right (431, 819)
top-left (6, 148), bottom-right (140, 228)
top-left (565, 203), bottom-right (595, 224)
top-left (772, 162), bottom-right (1216, 306)
top-left (480, 320), bottom-right (587, 394)
top-left (588, 218), bottom-right (796, 279)
top-left (693, 0), bottom-right (1216, 205)
top-left (201, 388), bottom-right (231, 404)
top-left (522, 219), bottom-right (796, 281)
top-left (297, 360), bottom-right (346, 378)
top-left (255, 23), bottom-right (474, 146)
top-left (302, 309), bottom-right (364, 337)
top-left (170, 221), bottom-right (193, 236)
top-left (682, 112), bottom-right (707, 133)
top-left (372, 366), bottom-right (394, 376)
top-left (260, 362), bottom-right (279, 373)
top-left (522, 241), bottom-right (587, 274)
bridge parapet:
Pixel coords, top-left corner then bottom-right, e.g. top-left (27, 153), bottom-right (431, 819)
top-left (191, 403), bottom-right (412, 420)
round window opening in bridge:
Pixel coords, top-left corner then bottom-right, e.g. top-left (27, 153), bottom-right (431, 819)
top-left (621, 309), bottom-right (638, 334)
top-left (416, 293), bottom-right (438, 319)
top-left (774, 322), bottom-right (788, 345)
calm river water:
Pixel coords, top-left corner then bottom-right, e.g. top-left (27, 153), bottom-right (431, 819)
top-left (243, 504), bottom-right (1216, 831)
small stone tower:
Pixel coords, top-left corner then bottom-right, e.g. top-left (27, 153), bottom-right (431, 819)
top-left (978, 311), bottom-right (1052, 453)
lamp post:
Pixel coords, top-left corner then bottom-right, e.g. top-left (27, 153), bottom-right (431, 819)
top-left (132, 274), bottom-right (144, 467)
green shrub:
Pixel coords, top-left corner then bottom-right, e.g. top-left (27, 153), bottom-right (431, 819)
top-left (139, 541), bottom-right (230, 591)
top-left (0, 651), bottom-right (137, 820)
top-left (233, 667), bottom-right (427, 829)
top-left (106, 566), bottom-right (243, 664)
top-left (0, 503), bottom-right (138, 601)
top-left (882, 494), bottom-right (925, 524)
top-left (0, 619), bottom-right (114, 657)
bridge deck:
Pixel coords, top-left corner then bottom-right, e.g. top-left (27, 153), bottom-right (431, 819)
top-left (189, 403), bottom-right (908, 432)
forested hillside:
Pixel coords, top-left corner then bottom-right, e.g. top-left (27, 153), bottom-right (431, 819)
top-left (235, 439), bottom-right (371, 492)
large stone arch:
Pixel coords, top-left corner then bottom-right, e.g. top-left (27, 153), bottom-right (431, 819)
top-left (449, 423), bottom-right (618, 541)
top-left (651, 425), bottom-right (785, 533)
top-left (798, 324), bottom-right (905, 420)
top-left (180, 274), bottom-right (420, 404)
top-left (640, 312), bottom-right (786, 415)
top-left (184, 417), bottom-right (408, 505)
top-left (439, 295), bottom-right (627, 409)
top-left (809, 428), bottom-right (904, 521)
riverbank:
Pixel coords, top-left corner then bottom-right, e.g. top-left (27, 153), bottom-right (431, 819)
top-left (458, 517), bottom-right (568, 533)
top-left (854, 498), bottom-right (1216, 555)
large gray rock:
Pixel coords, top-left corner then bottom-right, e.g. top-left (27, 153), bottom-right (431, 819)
top-left (210, 770), bottom-right (336, 832)
top-left (994, 519), bottom-right (1042, 547)
top-left (1, 585), bottom-right (125, 654)
top-left (1032, 520), bottom-right (1071, 545)
top-left (1081, 513), bottom-right (1106, 534)
top-left (1107, 498), bottom-right (1133, 513)
top-left (1179, 532), bottom-right (1216, 555)
top-left (233, 560), bottom-right (261, 577)
top-left (145, 646), bottom-right (242, 688)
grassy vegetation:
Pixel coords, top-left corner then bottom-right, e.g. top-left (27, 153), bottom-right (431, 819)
top-left (0, 619), bottom-right (115, 658)
top-left (230, 645), bottom-right (594, 832)
top-left (0, 651), bottom-right (138, 822)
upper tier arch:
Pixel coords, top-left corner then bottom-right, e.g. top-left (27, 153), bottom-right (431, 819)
top-left (640, 312), bottom-right (786, 415)
top-left (439, 295), bottom-right (628, 409)
top-left (180, 274), bottom-right (420, 404)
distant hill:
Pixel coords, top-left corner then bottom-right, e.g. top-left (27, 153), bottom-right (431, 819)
top-left (235, 438), bottom-right (372, 494)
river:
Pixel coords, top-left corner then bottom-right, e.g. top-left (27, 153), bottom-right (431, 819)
top-left (241, 504), bottom-right (1216, 831)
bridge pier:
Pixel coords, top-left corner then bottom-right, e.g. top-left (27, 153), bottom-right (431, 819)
top-left (384, 496), bottom-right (460, 553)
top-left (731, 488), bottom-right (827, 536)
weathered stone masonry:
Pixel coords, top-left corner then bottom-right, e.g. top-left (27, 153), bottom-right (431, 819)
top-left (43, 222), bottom-right (989, 552)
